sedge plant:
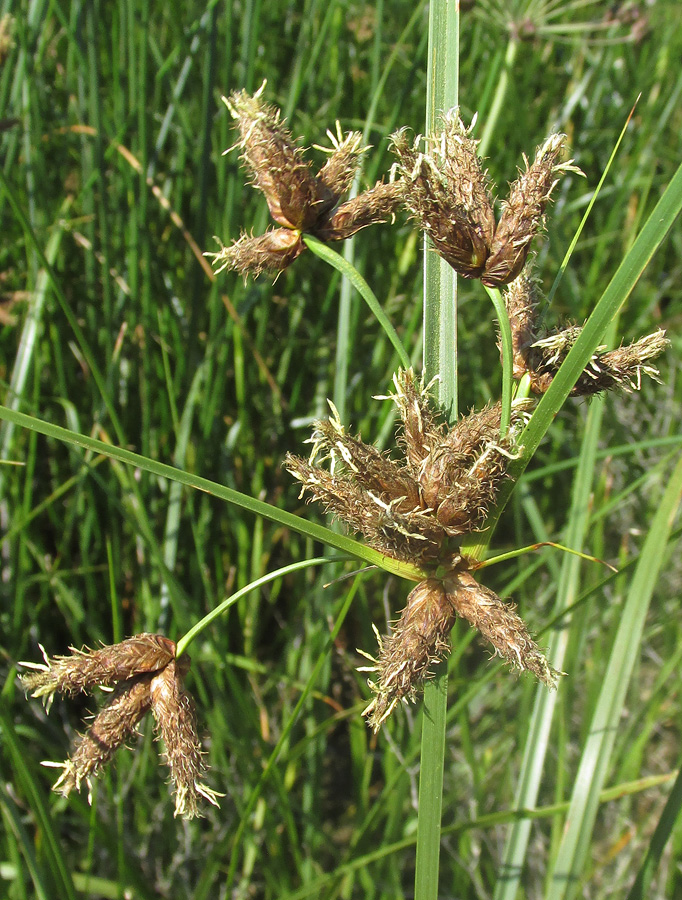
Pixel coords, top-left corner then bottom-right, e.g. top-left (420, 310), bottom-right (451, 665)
top-left (4, 3), bottom-right (682, 898)
top-left (17, 35), bottom-right (677, 893)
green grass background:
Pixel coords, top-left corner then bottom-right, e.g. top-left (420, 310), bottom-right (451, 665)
top-left (1, 1), bottom-right (682, 897)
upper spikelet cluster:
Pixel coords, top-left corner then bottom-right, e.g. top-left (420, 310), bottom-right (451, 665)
top-left (206, 83), bottom-right (402, 277)
top-left (392, 112), bottom-right (582, 286)
top-left (21, 635), bottom-right (221, 818)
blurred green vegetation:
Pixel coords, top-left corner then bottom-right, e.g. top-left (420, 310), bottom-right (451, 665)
top-left (1, 1), bottom-right (681, 898)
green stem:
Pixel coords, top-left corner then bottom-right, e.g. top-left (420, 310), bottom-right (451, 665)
top-left (485, 284), bottom-right (513, 435)
top-left (303, 235), bottom-right (410, 370)
top-left (416, 3), bottom-right (459, 899)
top-left (176, 557), bottom-right (335, 657)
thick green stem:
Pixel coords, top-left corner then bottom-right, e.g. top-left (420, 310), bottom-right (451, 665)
top-left (416, 3), bottom-right (459, 899)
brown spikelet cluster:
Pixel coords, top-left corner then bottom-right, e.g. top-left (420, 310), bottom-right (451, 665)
top-left (502, 269), bottom-right (669, 395)
top-left (21, 635), bottom-right (220, 818)
top-left (286, 370), bottom-right (530, 565)
top-left (285, 368), bottom-right (560, 729)
top-left (391, 111), bottom-right (582, 286)
top-left (206, 83), bottom-right (402, 277)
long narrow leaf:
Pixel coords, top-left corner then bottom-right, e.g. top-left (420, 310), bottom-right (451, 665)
top-left (0, 404), bottom-right (422, 582)
top-left (547, 453), bottom-right (682, 900)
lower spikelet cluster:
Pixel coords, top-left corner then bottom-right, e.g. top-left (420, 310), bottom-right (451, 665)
top-left (21, 634), bottom-right (221, 818)
top-left (286, 368), bottom-right (559, 730)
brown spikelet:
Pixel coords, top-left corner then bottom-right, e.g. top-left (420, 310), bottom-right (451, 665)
top-left (315, 126), bottom-right (366, 198)
top-left (418, 400), bottom-right (530, 533)
top-left (361, 579), bottom-right (456, 731)
top-left (316, 180), bottom-right (404, 241)
top-left (206, 229), bottom-right (303, 279)
top-left (150, 659), bottom-right (221, 819)
top-left (483, 134), bottom-right (579, 286)
top-left (527, 328), bottom-right (669, 396)
top-left (390, 368), bottom-right (442, 473)
top-left (501, 268), bottom-right (540, 378)
top-left (52, 676), bottom-right (154, 799)
top-left (310, 411), bottom-right (420, 508)
top-left (392, 114), bottom-right (495, 279)
top-left (444, 570), bottom-right (560, 688)
top-left (227, 84), bottom-right (330, 230)
top-left (21, 633), bottom-right (176, 703)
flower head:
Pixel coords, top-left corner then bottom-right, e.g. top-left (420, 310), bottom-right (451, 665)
top-left (392, 111), bottom-right (583, 286)
top-left (21, 635), bottom-right (219, 818)
top-left (207, 83), bottom-right (403, 278)
top-left (286, 369), bottom-right (557, 728)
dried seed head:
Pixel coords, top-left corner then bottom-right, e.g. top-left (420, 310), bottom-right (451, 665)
top-left (226, 85), bottom-right (331, 231)
top-left (22, 635), bottom-right (219, 818)
top-left (418, 400), bottom-right (529, 534)
top-left (285, 449), bottom-right (443, 565)
top-left (51, 676), bottom-right (154, 800)
top-left (444, 570), bottom-right (560, 688)
top-left (482, 134), bottom-right (582, 286)
top-left (210, 86), bottom-right (399, 278)
top-left (21, 634), bottom-right (176, 706)
top-left (392, 113), bottom-right (495, 278)
top-left (315, 123), bottom-right (366, 198)
top-left (526, 327), bottom-right (669, 395)
top-left (361, 579), bottom-right (456, 731)
top-left (206, 228), bottom-right (303, 279)
top-left (286, 369), bottom-right (529, 566)
top-left (150, 660), bottom-right (221, 819)
top-left (309, 411), bottom-right (420, 508)
top-left (389, 368), bottom-right (442, 473)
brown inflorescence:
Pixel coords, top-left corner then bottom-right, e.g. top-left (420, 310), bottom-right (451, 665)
top-left (286, 371), bottom-right (530, 566)
top-left (392, 111), bottom-right (582, 286)
top-left (501, 269), bottom-right (669, 395)
top-left (150, 659), bottom-right (221, 819)
top-left (286, 368), bottom-right (557, 729)
top-left (360, 579), bottom-right (457, 730)
top-left (206, 84), bottom-right (403, 278)
top-left (444, 569), bottom-right (559, 688)
top-left (21, 635), bottom-right (220, 818)
top-left (52, 676), bottom-right (155, 800)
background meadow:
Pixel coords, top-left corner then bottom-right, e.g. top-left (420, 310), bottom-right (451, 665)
top-left (1, 1), bottom-right (682, 898)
